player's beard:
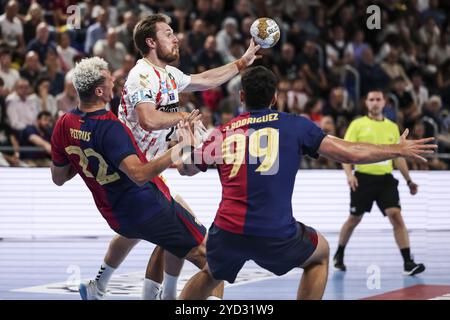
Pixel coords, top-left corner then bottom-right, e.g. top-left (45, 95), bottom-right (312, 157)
top-left (156, 45), bottom-right (179, 63)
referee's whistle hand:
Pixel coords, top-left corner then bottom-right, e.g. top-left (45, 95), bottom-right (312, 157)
top-left (399, 129), bottom-right (437, 163)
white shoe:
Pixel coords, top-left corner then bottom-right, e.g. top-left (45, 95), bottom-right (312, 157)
top-left (79, 280), bottom-right (106, 300)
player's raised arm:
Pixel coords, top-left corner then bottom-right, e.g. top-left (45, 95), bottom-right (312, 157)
top-left (185, 38), bottom-right (261, 92)
top-left (318, 129), bottom-right (437, 164)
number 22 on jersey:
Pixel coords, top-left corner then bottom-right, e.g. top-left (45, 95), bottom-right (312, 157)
top-left (65, 146), bottom-right (120, 185)
top-left (221, 128), bottom-right (279, 178)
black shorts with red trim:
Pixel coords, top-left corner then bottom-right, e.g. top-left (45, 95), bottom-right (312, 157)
top-left (116, 199), bottom-right (206, 258)
top-left (206, 222), bottom-right (318, 283)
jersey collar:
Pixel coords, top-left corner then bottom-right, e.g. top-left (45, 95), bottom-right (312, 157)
top-left (142, 58), bottom-right (167, 73)
top-left (72, 108), bottom-right (108, 117)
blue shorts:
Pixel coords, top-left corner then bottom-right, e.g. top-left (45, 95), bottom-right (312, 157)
top-left (117, 199), bottom-right (206, 258)
top-left (206, 222), bottom-right (318, 283)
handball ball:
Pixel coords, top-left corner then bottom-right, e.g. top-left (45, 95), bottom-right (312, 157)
top-left (250, 18), bottom-right (280, 49)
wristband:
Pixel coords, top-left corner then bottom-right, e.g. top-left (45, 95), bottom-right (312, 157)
top-left (235, 59), bottom-right (247, 72)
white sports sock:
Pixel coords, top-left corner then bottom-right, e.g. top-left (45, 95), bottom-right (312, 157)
top-left (162, 272), bottom-right (179, 300)
top-left (207, 296), bottom-right (222, 300)
top-left (95, 263), bottom-right (115, 292)
top-left (142, 278), bottom-right (161, 300)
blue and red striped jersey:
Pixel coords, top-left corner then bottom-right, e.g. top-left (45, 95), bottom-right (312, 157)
top-left (51, 108), bottom-right (171, 231)
top-left (194, 109), bottom-right (326, 238)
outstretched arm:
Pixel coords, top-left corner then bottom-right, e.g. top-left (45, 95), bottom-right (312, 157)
top-left (185, 39), bottom-right (261, 92)
top-left (318, 129), bottom-right (436, 164)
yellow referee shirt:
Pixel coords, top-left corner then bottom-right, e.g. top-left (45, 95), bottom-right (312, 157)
top-left (344, 116), bottom-right (400, 175)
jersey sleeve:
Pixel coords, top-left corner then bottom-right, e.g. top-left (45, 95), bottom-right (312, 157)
top-left (125, 69), bottom-right (160, 108)
top-left (298, 116), bottom-right (327, 159)
top-left (167, 66), bottom-right (191, 92)
top-left (50, 118), bottom-right (69, 167)
top-left (191, 128), bottom-right (222, 172)
top-left (100, 121), bottom-right (139, 168)
top-left (344, 120), bottom-right (358, 142)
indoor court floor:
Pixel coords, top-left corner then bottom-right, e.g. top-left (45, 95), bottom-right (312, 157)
top-left (1, 229), bottom-right (449, 300)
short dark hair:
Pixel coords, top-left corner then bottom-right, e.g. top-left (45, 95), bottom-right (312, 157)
top-left (37, 111), bottom-right (52, 119)
top-left (365, 88), bottom-right (386, 99)
top-left (241, 66), bottom-right (278, 109)
top-left (133, 14), bottom-right (171, 56)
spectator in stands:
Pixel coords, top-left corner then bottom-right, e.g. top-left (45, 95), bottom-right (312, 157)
top-left (27, 22), bottom-right (57, 65)
top-left (202, 86), bottom-right (224, 113)
top-left (40, 48), bottom-right (65, 96)
top-left (19, 111), bottom-right (53, 167)
top-left (436, 59), bottom-right (450, 109)
top-left (274, 78), bottom-right (291, 113)
top-left (19, 51), bottom-right (43, 89)
top-left (93, 28), bottom-right (127, 72)
top-left (0, 47), bottom-right (19, 94)
top-left (84, 7), bottom-right (108, 54)
top-left (195, 35), bottom-right (223, 73)
top-left (418, 16), bottom-right (441, 48)
top-left (391, 77), bottom-right (420, 129)
top-left (216, 17), bottom-right (241, 62)
top-left (176, 32), bottom-right (197, 75)
top-left (303, 98), bottom-right (323, 125)
top-left (57, 31), bottom-right (82, 72)
top-left (348, 30), bottom-right (370, 65)
top-left (6, 78), bottom-right (40, 132)
top-left (112, 54), bottom-right (135, 80)
top-left (56, 71), bottom-right (79, 114)
top-left (381, 48), bottom-right (412, 88)
top-left (323, 86), bottom-right (355, 124)
top-left (287, 78), bottom-right (310, 114)
top-left (187, 19), bottom-right (207, 56)
top-left (0, 116), bottom-right (23, 167)
top-left (23, 2), bottom-right (44, 44)
top-left (35, 77), bottom-right (57, 117)
top-left (358, 47), bottom-right (389, 97)
top-left (428, 32), bottom-right (450, 67)
top-left (274, 43), bottom-right (300, 81)
top-left (325, 24), bottom-right (352, 71)
top-left (0, 0), bottom-right (25, 56)
top-left (410, 72), bottom-right (429, 113)
top-left (298, 40), bottom-right (328, 95)
top-left (116, 10), bottom-right (137, 54)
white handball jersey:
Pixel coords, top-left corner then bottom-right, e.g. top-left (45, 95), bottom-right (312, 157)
top-left (118, 58), bottom-right (191, 160)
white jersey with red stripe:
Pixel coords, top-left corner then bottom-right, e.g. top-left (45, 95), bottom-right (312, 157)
top-left (118, 58), bottom-right (191, 160)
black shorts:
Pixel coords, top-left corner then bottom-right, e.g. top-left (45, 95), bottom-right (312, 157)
top-left (206, 222), bottom-right (318, 283)
top-left (350, 172), bottom-right (401, 216)
top-left (116, 200), bottom-right (206, 258)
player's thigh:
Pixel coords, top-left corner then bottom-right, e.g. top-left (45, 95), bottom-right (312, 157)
top-left (252, 223), bottom-right (325, 274)
top-left (376, 175), bottom-right (401, 216)
top-left (204, 224), bottom-right (247, 284)
top-left (118, 201), bottom-right (207, 260)
top-left (351, 173), bottom-right (378, 215)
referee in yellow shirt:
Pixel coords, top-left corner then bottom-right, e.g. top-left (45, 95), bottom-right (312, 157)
top-left (333, 89), bottom-right (426, 276)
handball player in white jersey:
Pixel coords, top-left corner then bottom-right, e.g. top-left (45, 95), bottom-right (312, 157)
top-left (79, 13), bottom-right (261, 300)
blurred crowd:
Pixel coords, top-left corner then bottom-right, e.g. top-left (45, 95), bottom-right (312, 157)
top-left (0, 0), bottom-right (449, 169)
